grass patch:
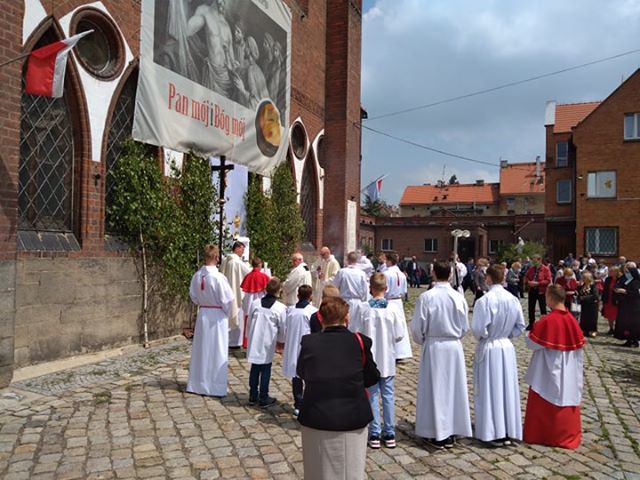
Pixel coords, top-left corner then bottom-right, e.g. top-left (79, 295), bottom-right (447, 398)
top-left (94, 391), bottom-right (112, 405)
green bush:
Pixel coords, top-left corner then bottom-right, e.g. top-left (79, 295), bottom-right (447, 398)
top-left (107, 140), bottom-right (218, 300)
top-left (245, 163), bottom-right (305, 279)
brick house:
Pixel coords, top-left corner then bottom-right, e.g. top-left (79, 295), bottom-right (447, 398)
top-left (545, 69), bottom-right (640, 262)
top-left (0, 0), bottom-right (363, 386)
top-left (361, 161), bottom-right (545, 263)
top-left (544, 101), bottom-right (600, 261)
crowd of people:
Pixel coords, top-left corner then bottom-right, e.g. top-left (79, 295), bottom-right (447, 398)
top-left (185, 242), bottom-right (639, 480)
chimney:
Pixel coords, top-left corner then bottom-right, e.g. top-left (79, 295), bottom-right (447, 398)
top-left (476, 179), bottom-right (484, 186)
top-left (545, 101), bottom-right (556, 126)
top-left (535, 155), bottom-right (541, 178)
top-left (500, 159), bottom-right (508, 168)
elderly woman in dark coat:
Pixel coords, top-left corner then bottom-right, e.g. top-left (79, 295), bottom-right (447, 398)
top-left (297, 296), bottom-right (380, 480)
top-left (614, 263), bottom-right (640, 348)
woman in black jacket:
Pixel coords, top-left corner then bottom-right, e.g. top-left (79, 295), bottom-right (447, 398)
top-left (577, 272), bottom-right (599, 337)
top-left (297, 296), bottom-right (380, 480)
top-left (614, 265), bottom-right (640, 348)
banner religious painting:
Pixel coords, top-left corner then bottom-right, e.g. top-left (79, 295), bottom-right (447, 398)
top-left (133, 0), bottom-right (291, 176)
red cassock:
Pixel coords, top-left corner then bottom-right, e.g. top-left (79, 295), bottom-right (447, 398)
top-left (523, 309), bottom-right (585, 449)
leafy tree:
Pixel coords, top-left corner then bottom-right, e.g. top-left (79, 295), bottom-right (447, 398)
top-left (496, 241), bottom-right (546, 264)
top-left (107, 139), bottom-right (174, 346)
top-left (161, 153), bottom-right (218, 298)
top-left (361, 197), bottom-right (396, 217)
top-left (108, 142), bottom-right (220, 344)
top-left (245, 163), bottom-right (305, 279)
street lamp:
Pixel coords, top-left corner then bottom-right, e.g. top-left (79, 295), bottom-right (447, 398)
top-left (451, 229), bottom-right (471, 259)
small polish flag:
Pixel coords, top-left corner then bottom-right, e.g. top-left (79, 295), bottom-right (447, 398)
top-left (24, 30), bottom-right (93, 98)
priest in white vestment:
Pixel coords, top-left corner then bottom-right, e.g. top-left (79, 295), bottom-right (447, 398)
top-left (383, 253), bottom-right (413, 359)
top-left (411, 260), bottom-right (472, 448)
top-left (449, 254), bottom-right (467, 295)
top-left (471, 264), bottom-right (525, 445)
top-left (187, 245), bottom-right (236, 397)
top-left (333, 251), bottom-right (369, 313)
top-left (220, 241), bottom-right (251, 348)
top-left (282, 253), bottom-right (313, 306)
top-left (310, 246), bottom-right (341, 307)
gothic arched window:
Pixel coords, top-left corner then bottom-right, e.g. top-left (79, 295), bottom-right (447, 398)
top-left (300, 154), bottom-right (318, 246)
top-left (105, 71), bottom-right (137, 231)
top-left (19, 31), bottom-right (76, 233)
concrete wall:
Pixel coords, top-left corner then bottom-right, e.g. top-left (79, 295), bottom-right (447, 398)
top-left (0, 261), bottom-right (16, 386)
top-left (13, 257), bottom-right (187, 367)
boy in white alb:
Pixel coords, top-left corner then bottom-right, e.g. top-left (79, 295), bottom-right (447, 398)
top-left (351, 273), bottom-right (404, 449)
top-left (383, 253), bottom-right (413, 359)
top-left (187, 245), bottom-right (236, 397)
top-left (282, 285), bottom-right (316, 417)
top-left (246, 277), bottom-right (287, 407)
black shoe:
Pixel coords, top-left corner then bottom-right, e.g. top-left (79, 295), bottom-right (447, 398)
top-left (526, 324), bottom-right (533, 331)
top-left (425, 438), bottom-right (447, 450)
top-left (259, 397), bottom-right (277, 408)
top-left (444, 436), bottom-right (455, 449)
top-left (248, 397), bottom-right (258, 406)
top-left (621, 340), bottom-right (633, 347)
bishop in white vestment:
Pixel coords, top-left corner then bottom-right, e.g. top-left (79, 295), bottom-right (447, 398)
top-left (282, 253), bottom-right (313, 306)
top-left (411, 261), bottom-right (472, 444)
top-left (383, 254), bottom-right (413, 359)
top-left (220, 241), bottom-right (251, 347)
top-left (310, 246), bottom-right (341, 306)
top-left (471, 265), bottom-right (525, 444)
top-left (187, 246), bottom-right (236, 397)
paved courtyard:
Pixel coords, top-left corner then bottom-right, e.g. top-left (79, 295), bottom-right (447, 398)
top-left (0, 290), bottom-right (639, 479)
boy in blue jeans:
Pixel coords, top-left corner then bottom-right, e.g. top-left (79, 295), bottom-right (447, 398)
top-left (246, 277), bottom-right (287, 407)
top-left (350, 273), bottom-right (405, 448)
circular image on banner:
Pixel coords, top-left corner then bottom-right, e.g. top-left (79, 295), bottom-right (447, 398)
top-left (255, 100), bottom-right (282, 157)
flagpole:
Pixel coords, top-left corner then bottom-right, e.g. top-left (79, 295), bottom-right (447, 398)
top-left (0, 53), bottom-right (31, 69)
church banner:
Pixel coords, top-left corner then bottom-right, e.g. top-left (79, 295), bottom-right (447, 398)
top-left (133, 0), bottom-right (291, 176)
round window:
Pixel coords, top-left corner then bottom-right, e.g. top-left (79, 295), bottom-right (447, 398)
top-left (316, 136), bottom-right (325, 170)
top-left (71, 9), bottom-right (124, 80)
top-left (290, 123), bottom-right (308, 160)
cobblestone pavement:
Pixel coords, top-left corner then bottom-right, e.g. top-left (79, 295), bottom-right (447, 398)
top-left (1, 290), bottom-right (639, 479)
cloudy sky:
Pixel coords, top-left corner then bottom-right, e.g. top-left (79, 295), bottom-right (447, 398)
top-left (360, 0), bottom-right (640, 204)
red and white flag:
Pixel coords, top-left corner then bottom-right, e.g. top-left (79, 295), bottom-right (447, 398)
top-left (24, 30), bottom-right (92, 98)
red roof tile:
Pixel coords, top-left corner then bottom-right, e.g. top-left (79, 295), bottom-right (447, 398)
top-left (499, 162), bottom-right (545, 195)
top-left (554, 102), bottom-right (600, 133)
top-left (400, 183), bottom-right (499, 205)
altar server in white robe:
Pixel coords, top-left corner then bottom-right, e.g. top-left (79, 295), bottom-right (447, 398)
top-left (187, 245), bottom-right (236, 397)
top-left (333, 251), bottom-right (369, 313)
top-left (356, 250), bottom-right (375, 277)
top-left (282, 285), bottom-right (316, 416)
top-left (220, 241), bottom-right (251, 348)
top-left (471, 264), bottom-right (525, 446)
top-left (282, 253), bottom-right (313, 306)
top-left (310, 246), bottom-right (341, 307)
top-left (411, 260), bottom-right (472, 448)
top-left (384, 253), bottom-right (413, 359)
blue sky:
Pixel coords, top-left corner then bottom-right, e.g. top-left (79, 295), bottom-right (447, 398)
top-left (360, 0), bottom-right (640, 204)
